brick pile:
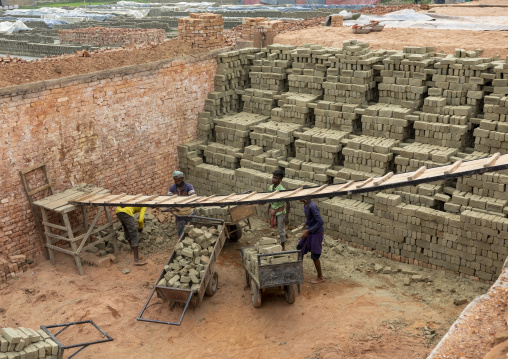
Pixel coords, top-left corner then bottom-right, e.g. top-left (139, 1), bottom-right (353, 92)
top-left (250, 121), bottom-right (304, 158)
top-left (158, 224), bottom-right (219, 290)
top-left (324, 40), bottom-right (384, 106)
top-left (378, 46), bottom-right (437, 110)
top-left (361, 103), bottom-right (414, 140)
top-left (288, 45), bottom-right (335, 95)
top-left (313, 101), bottom-right (361, 133)
top-left (489, 55), bottom-right (508, 96)
top-left (474, 96), bottom-right (508, 153)
top-left (249, 44), bottom-right (295, 92)
top-left (271, 92), bottom-right (321, 126)
top-left (242, 237), bottom-right (290, 279)
top-left (0, 255), bottom-right (35, 283)
top-left (58, 27), bottom-right (166, 47)
top-left (203, 142), bottom-right (242, 170)
top-left (341, 136), bottom-right (399, 176)
top-left (0, 327), bottom-right (59, 358)
top-left (239, 17), bottom-right (284, 48)
top-left (240, 146), bottom-right (284, 174)
top-left (214, 112), bottom-right (269, 149)
top-left (330, 15), bottom-right (343, 27)
top-left (294, 127), bottom-right (348, 166)
top-left (178, 13), bottom-right (224, 50)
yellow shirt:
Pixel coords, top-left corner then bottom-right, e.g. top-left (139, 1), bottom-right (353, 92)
top-left (115, 207), bottom-right (146, 229)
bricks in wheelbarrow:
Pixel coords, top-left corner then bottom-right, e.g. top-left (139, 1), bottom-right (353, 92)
top-left (243, 238), bottom-right (291, 280)
top-left (158, 225), bottom-right (219, 290)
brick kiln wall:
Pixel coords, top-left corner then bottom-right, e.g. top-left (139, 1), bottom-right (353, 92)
top-left (58, 28), bottom-right (167, 47)
top-left (0, 49), bottom-right (222, 282)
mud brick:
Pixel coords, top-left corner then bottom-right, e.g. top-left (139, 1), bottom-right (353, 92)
top-left (1, 329), bottom-right (21, 344)
top-left (0, 336), bottom-right (7, 352)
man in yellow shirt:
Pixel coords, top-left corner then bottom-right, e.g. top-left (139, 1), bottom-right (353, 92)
top-left (116, 206), bottom-right (146, 266)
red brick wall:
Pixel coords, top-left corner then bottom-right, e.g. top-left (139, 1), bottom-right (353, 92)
top-left (0, 49), bottom-right (223, 281)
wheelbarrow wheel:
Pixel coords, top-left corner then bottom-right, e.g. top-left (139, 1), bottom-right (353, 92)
top-left (284, 284), bottom-right (296, 304)
top-left (227, 224), bottom-right (242, 242)
top-left (205, 271), bottom-right (218, 296)
top-left (250, 279), bottom-right (262, 308)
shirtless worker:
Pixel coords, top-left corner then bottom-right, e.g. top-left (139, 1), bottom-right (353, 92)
top-left (266, 169), bottom-right (290, 250)
top-left (116, 206), bottom-right (147, 266)
top-left (297, 197), bottom-right (325, 284)
top-left (168, 170), bottom-right (196, 238)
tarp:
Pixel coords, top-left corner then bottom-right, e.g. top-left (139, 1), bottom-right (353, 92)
top-left (344, 9), bottom-right (508, 31)
top-left (0, 20), bottom-right (31, 34)
top-left (210, 4), bottom-right (373, 11)
top-left (0, 16), bottom-right (69, 28)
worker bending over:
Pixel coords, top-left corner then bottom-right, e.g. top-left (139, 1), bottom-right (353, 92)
top-left (168, 170), bottom-right (195, 238)
top-left (297, 198), bottom-right (325, 284)
top-left (266, 169), bottom-right (290, 250)
top-left (116, 206), bottom-right (146, 266)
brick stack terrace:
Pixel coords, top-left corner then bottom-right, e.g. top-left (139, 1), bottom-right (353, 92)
top-left (58, 27), bottom-right (167, 47)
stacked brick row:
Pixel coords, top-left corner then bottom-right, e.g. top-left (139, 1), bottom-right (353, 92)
top-left (0, 327), bottom-right (59, 358)
top-left (199, 49), bottom-right (258, 139)
top-left (324, 40), bottom-right (384, 106)
top-left (178, 42), bottom-right (508, 282)
top-left (240, 18), bottom-right (284, 41)
top-left (249, 44), bottom-right (295, 92)
top-left (58, 27), bottom-right (166, 47)
top-left (0, 255), bottom-right (35, 283)
top-left (214, 112), bottom-right (268, 149)
top-left (177, 13), bottom-right (224, 50)
top-left (203, 142), bottom-right (242, 170)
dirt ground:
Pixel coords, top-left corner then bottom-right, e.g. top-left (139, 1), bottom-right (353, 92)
top-left (0, 212), bottom-right (491, 359)
top-left (1, 0), bottom-right (508, 88)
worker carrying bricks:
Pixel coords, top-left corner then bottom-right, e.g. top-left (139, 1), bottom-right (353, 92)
top-left (168, 170), bottom-right (196, 238)
top-left (266, 169), bottom-right (290, 250)
top-left (296, 196), bottom-right (325, 284)
top-left (116, 206), bottom-right (147, 266)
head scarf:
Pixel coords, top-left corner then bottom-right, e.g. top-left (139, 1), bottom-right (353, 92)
top-left (172, 171), bottom-right (184, 178)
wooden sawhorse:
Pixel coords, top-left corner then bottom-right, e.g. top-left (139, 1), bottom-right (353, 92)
top-left (33, 184), bottom-right (119, 275)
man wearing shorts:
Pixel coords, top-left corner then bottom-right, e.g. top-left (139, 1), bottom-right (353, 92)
top-left (168, 170), bottom-right (195, 238)
top-left (297, 198), bottom-right (324, 284)
top-left (116, 206), bottom-right (146, 266)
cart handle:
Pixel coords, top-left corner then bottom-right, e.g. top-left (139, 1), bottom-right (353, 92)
top-left (137, 287), bottom-right (193, 326)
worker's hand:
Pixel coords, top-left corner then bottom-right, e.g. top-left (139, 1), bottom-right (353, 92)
top-left (269, 208), bottom-right (276, 216)
top-left (138, 228), bottom-right (143, 233)
top-left (301, 229), bottom-right (309, 239)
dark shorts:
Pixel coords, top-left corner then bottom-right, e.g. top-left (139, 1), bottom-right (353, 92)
top-left (117, 212), bottom-right (138, 247)
top-left (297, 232), bottom-right (324, 261)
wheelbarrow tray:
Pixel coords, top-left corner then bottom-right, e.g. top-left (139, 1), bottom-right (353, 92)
top-left (239, 248), bottom-right (304, 289)
top-left (154, 216), bottom-right (226, 307)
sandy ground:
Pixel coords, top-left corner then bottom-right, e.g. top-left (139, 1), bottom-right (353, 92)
top-left (0, 215), bottom-right (490, 359)
top-left (274, 27), bottom-right (508, 58)
top-left (430, 0), bottom-right (508, 17)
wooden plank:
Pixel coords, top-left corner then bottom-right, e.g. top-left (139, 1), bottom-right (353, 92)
top-left (408, 166), bottom-right (427, 181)
top-left (282, 187), bottom-right (302, 198)
top-left (28, 183), bottom-right (53, 196)
top-left (42, 221), bottom-right (67, 232)
top-left (104, 194), bottom-right (127, 203)
top-left (19, 162), bottom-right (46, 175)
top-left (117, 194), bottom-right (144, 205)
top-left (444, 160), bottom-right (462, 175)
top-left (174, 194), bottom-right (198, 204)
top-left (373, 172), bottom-right (393, 186)
top-left (56, 189), bottom-right (110, 213)
top-left (194, 195), bottom-right (216, 203)
top-left (214, 193), bottom-right (237, 203)
top-left (356, 177), bottom-right (374, 189)
top-left (154, 195), bottom-right (177, 205)
top-left (229, 205), bottom-right (257, 223)
top-left (135, 195), bottom-right (159, 204)
top-left (337, 180), bottom-right (354, 191)
top-left (483, 152), bottom-right (500, 168)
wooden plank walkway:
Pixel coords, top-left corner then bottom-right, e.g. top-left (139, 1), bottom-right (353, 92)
top-left (69, 153), bottom-right (508, 209)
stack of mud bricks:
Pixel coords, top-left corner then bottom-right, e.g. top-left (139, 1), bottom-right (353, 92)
top-left (249, 44), bottom-right (295, 92)
top-left (177, 13), bottom-right (224, 50)
top-left (214, 112), bottom-right (269, 149)
top-left (250, 121), bottom-right (304, 157)
top-left (330, 15), bottom-right (343, 27)
top-left (240, 146), bottom-right (284, 173)
top-left (242, 46), bottom-right (295, 116)
top-left (238, 17), bottom-right (284, 49)
top-left (490, 55), bottom-right (508, 96)
top-left (378, 46), bottom-right (436, 109)
top-left (0, 327), bottom-right (59, 359)
top-left (340, 136), bottom-right (399, 176)
top-left (451, 172), bottom-right (508, 216)
top-left (58, 27), bottom-right (166, 47)
top-left (410, 49), bottom-right (491, 149)
top-left (361, 103), bottom-right (414, 140)
top-left (0, 255), bottom-right (33, 283)
top-left (324, 40), bottom-right (384, 106)
top-left (199, 49), bottom-right (259, 139)
top-left (282, 158), bottom-right (332, 185)
top-left (177, 139), bottom-right (206, 172)
top-left (271, 92), bottom-right (321, 126)
top-left (288, 45), bottom-right (334, 95)
top-left (203, 142), bottom-right (243, 170)
top-left (293, 127), bottom-right (348, 166)
top-left (475, 96), bottom-right (508, 153)
top-left (313, 101), bottom-right (361, 133)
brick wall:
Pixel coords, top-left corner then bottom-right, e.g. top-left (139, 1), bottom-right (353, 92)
top-left (0, 48), bottom-right (224, 282)
top-left (58, 27), bottom-right (166, 47)
top-left (177, 13), bottom-right (224, 50)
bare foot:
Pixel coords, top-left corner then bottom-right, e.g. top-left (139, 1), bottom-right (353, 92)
top-left (310, 278), bottom-right (324, 284)
top-left (134, 260), bottom-right (147, 266)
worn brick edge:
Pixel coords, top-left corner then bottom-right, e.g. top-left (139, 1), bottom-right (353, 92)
top-left (0, 46), bottom-right (233, 97)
